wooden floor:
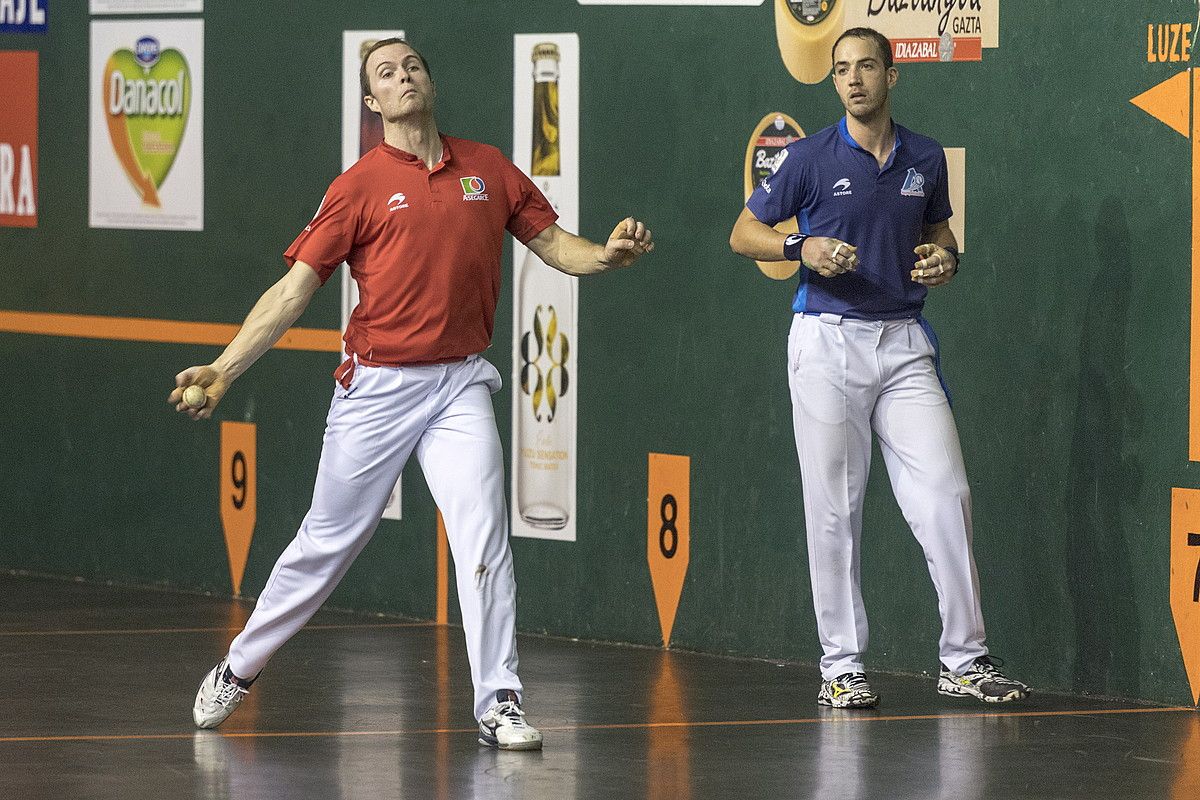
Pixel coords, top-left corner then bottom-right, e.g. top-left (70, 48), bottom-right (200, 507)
top-left (1, 573), bottom-right (1196, 799)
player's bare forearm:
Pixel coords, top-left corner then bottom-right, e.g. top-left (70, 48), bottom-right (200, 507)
top-left (212, 264), bottom-right (321, 383)
top-left (527, 219), bottom-right (653, 276)
top-left (168, 263), bottom-right (320, 419)
top-left (729, 207), bottom-right (789, 261)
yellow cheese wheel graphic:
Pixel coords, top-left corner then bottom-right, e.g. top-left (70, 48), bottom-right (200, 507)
top-left (775, 0), bottom-right (844, 85)
top-left (744, 112), bottom-right (806, 281)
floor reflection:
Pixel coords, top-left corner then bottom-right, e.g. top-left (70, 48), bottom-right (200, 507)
top-left (646, 651), bottom-right (691, 800)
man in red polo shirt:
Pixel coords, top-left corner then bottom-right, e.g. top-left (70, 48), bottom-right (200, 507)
top-left (169, 39), bottom-right (653, 750)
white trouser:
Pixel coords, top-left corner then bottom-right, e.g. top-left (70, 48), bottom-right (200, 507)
top-left (228, 355), bottom-right (521, 721)
top-left (786, 313), bottom-right (987, 680)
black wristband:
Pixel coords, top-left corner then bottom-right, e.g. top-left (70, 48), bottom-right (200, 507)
top-left (783, 233), bottom-right (808, 262)
top-left (944, 246), bottom-right (959, 271)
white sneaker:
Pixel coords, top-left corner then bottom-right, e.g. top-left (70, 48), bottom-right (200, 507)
top-left (192, 657), bottom-right (249, 729)
top-left (478, 690), bottom-right (543, 750)
top-left (817, 672), bottom-right (880, 709)
top-left (937, 656), bottom-right (1030, 703)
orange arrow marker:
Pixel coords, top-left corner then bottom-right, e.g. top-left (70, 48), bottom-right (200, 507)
top-left (648, 453), bottom-right (690, 648)
top-left (220, 422), bottom-right (257, 596)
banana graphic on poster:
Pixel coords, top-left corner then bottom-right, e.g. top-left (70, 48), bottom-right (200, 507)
top-left (774, 0), bottom-right (844, 84)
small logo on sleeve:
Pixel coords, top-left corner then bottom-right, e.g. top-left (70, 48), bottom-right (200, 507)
top-left (387, 192), bottom-right (409, 212)
top-left (460, 176), bottom-right (489, 201)
top-left (833, 178), bottom-right (852, 197)
top-left (901, 168), bottom-right (926, 197)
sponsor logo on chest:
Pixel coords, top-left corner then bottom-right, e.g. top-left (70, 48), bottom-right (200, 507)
top-left (832, 177), bottom-right (852, 197)
top-left (901, 168), bottom-right (926, 197)
top-left (460, 176), bottom-right (489, 201)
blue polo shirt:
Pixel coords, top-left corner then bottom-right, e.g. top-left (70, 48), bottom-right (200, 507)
top-left (747, 118), bottom-right (952, 320)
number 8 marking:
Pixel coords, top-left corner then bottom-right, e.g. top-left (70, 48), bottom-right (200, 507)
top-left (659, 494), bottom-right (678, 558)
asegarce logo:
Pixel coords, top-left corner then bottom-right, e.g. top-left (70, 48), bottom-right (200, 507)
top-left (460, 176), bottom-right (489, 201)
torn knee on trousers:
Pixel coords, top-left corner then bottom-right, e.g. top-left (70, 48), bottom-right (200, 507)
top-left (474, 564), bottom-right (487, 590)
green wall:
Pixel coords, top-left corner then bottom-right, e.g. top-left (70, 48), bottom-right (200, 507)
top-left (2, 1), bottom-right (1196, 705)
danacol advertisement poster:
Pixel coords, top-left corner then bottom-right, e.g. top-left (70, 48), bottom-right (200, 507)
top-left (89, 18), bottom-right (203, 231)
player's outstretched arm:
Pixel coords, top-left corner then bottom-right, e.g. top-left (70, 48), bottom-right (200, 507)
top-left (729, 207), bottom-right (856, 277)
top-left (912, 219), bottom-right (958, 287)
top-left (525, 218), bottom-right (654, 276)
top-left (167, 262), bottom-right (322, 420)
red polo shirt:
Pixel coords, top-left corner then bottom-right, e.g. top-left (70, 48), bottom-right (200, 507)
top-left (284, 135), bottom-right (558, 365)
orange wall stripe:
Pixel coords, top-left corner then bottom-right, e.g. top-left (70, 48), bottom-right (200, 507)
top-left (0, 310), bottom-right (342, 352)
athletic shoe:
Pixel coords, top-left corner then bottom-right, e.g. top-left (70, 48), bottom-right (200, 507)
top-left (192, 657), bottom-right (250, 729)
top-left (817, 672), bottom-right (880, 708)
top-left (938, 656), bottom-right (1030, 703)
top-left (478, 690), bottom-right (543, 750)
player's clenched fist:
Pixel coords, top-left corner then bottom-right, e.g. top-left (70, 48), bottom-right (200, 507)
top-left (803, 237), bottom-right (858, 278)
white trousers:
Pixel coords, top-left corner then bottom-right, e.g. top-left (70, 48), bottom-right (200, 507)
top-left (228, 355), bottom-right (521, 721)
top-left (786, 313), bottom-right (987, 680)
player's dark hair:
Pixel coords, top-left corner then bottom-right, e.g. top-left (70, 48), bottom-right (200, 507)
top-left (359, 38), bottom-right (432, 98)
top-left (832, 27), bottom-right (894, 70)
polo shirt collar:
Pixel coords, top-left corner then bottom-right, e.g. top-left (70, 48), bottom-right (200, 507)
top-left (378, 134), bottom-right (452, 170)
top-left (838, 116), bottom-right (902, 171)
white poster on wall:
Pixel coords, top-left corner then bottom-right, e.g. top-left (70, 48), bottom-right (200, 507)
top-left (511, 33), bottom-right (579, 542)
top-left (341, 29), bottom-right (406, 520)
top-left (91, 2), bottom-right (203, 14)
top-left (89, 18), bottom-right (203, 230)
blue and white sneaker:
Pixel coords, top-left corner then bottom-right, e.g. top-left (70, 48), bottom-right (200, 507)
top-left (938, 656), bottom-right (1030, 703)
top-left (478, 690), bottom-right (543, 750)
top-left (192, 657), bottom-right (250, 729)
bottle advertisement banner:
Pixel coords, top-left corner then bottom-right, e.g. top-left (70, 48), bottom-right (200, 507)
top-left (0, 51), bottom-right (38, 228)
top-left (89, 18), bottom-right (204, 230)
top-left (511, 33), bottom-right (580, 542)
top-left (340, 29), bottom-right (405, 521)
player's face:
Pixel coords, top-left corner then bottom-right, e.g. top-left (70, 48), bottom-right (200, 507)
top-left (832, 37), bottom-right (897, 121)
top-left (364, 43), bottom-right (435, 122)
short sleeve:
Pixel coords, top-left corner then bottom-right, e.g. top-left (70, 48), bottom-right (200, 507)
top-left (746, 144), bottom-right (807, 226)
top-left (924, 150), bottom-right (952, 225)
top-left (502, 160), bottom-right (559, 244)
top-left (283, 179), bottom-right (358, 285)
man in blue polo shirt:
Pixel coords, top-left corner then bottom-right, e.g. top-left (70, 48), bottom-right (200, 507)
top-left (730, 27), bottom-right (1029, 708)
